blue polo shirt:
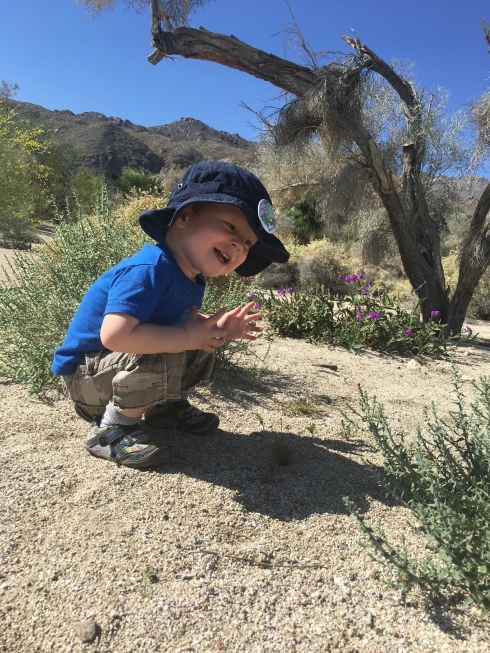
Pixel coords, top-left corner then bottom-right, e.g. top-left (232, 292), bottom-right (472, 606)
top-left (51, 242), bottom-right (205, 376)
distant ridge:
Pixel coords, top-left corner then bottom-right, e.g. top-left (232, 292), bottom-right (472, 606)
top-left (11, 101), bottom-right (256, 179)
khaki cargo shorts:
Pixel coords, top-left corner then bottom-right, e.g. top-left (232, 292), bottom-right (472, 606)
top-left (61, 349), bottom-right (214, 422)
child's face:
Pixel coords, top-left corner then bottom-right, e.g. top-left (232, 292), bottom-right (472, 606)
top-left (167, 202), bottom-right (258, 279)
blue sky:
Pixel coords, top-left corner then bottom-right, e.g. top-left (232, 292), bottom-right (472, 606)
top-left (1, 0), bottom-right (490, 142)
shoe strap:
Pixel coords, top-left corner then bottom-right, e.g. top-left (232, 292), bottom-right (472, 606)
top-left (98, 424), bottom-right (144, 447)
top-left (175, 400), bottom-right (202, 417)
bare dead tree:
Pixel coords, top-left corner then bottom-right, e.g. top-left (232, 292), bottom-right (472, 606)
top-left (81, 0), bottom-right (490, 335)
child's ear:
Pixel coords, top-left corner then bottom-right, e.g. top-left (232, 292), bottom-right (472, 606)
top-left (174, 208), bottom-right (189, 228)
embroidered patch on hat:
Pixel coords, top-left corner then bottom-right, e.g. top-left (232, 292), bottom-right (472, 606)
top-left (258, 199), bottom-right (277, 233)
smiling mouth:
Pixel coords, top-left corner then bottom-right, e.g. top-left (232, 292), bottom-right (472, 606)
top-left (215, 248), bottom-right (230, 264)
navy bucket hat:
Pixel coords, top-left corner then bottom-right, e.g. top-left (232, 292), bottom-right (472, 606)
top-left (138, 160), bottom-right (290, 277)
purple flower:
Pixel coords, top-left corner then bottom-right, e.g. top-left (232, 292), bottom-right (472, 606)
top-left (254, 302), bottom-right (262, 309)
top-left (431, 310), bottom-right (440, 318)
top-left (367, 279), bottom-right (373, 286)
top-left (403, 329), bottom-right (414, 337)
top-left (249, 292), bottom-right (257, 299)
top-left (373, 290), bottom-right (379, 297)
top-left (355, 305), bottom-right (362, 310)
top-left (356, 312), bottom-right (364, 319)
top-left (368, 311), bottom-right (381, 319)
top-left (463, 325), bottom-right (473, 334)
top-left (423, 280), bottom-right (427, 284)
top-left (287, 286), bottom-right (294, 292)
top-left (361, 287), bottom-right (369, 295)
top-left (338, 275), bottom-right (343, 281)
top-left (358, 269), bottom-right (365, 278)
top-left (357, 321), bottom-right (362, 327)
top-left (312, 291), bottom-right (318, 296)
top-left (277, 289), bottom-right (286, 296)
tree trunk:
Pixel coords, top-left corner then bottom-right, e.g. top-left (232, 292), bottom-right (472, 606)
top-left (445, 182), bottom-right (490, 335)
top-left (148, 17), bottom-right (490, 336)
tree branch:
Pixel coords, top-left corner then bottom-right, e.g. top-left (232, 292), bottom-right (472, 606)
top-left (148, 25), bottom-right (320, 95)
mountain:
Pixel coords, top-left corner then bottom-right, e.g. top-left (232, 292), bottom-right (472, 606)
top-left (10, 101), bottom-right (256, 179)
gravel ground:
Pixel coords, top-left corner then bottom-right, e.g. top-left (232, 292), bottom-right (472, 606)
top-left (2, 327), bottom-right (490, 653)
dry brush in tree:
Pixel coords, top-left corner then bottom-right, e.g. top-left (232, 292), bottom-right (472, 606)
top-left (82, 0), bottom-right (490, 336)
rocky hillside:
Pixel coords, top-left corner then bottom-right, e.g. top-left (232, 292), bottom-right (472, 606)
top-left (11, 101), bottom-right (256, 179)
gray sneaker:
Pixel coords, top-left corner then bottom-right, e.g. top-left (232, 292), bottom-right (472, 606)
top-left (145, 400), bottom-right (219, 436)
top-left (85, 422), bottom-right (169, 467)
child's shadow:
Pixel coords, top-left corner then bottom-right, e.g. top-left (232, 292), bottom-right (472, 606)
top-left (148, 426), bottom-right (394, 520)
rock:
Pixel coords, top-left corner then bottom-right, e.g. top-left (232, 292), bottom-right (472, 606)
top-left (407, 359), bottom-right (423, 371)
top-left (74, 620), bottom-right (98, 643)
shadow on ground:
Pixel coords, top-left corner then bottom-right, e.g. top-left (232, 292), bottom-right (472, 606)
top-left (147, 425), bottom-right (393, 521)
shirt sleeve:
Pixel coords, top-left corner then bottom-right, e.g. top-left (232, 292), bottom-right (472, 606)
top-left (104, 263), bottom-right (170, 323)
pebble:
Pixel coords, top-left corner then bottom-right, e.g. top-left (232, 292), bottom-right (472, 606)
top-left (406, 359), bottom-right (423, 371)
top-left (73, 620), bottom-right (98, 643)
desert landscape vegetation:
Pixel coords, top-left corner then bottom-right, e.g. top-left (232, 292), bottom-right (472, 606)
top-left (3, 1), bottom-right (490, 651)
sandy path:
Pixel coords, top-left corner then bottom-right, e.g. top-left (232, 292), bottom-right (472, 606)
top-left (0, 247), bottom-right (22, 282)
top-left (1, 332), bottom-right (490, 652)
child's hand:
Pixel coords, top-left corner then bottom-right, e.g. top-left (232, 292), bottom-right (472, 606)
top-left (182, 306), bottom-right (229, 353)
top-left (216, 302), bottom-right (263, 340)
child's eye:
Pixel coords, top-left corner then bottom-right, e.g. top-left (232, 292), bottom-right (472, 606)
top-left (245, 239), bottom-right (252, 247)
top-left (227, 222), bottom-right (236, 231)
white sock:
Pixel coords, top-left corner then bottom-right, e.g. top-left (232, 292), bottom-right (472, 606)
top-left (100, 404), bottom-right (141, 428)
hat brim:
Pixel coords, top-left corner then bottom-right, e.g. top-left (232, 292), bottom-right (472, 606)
top-left (138, 195), bottom-right (290, 277)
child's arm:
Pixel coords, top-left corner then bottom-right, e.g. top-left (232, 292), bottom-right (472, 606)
top-left (100, 306), bottom-right (228, 354)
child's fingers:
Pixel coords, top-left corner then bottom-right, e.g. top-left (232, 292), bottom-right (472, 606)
top-left (188, 305), bottom-right (199, 320)
top-left (244, 312), bottom-right (262, 323)
top-left (206, 307), bottom-right (228, 326)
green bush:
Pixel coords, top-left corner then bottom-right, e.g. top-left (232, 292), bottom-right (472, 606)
top-left (0, 189), bottom-right (147, 393)
top-left (110, 166), bottom-right (164, 199)
top-left (256, 270), bottom-right (448, 358)
top-left (344, 371), bottom-right (490, 615)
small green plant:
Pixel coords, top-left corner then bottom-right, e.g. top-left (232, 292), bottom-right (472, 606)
top-left (280, 394), bottom-right (319, 416)
top-left (305, 423), bottom-right (316, 434)
top-left (340, 420), bottom-right (355, 440)
top-left (255, 272), bottom-right (454, 358)
top-left (140, 565), bottom-right (157, 598)
top-left (255, 412), bottom-right (264, 428)
top-left (344, 370), bottom-right (490, 615)
top-left (270, 436), bottom-right (294, 466)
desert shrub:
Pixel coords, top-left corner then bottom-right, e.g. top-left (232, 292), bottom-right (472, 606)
top-left (256, 270), bottom-right (449, 358)
top-left (67, 169), bottom-right (106, 214)
top-left (202, 274), bottom-right (256, 371)
top-left (0, 213), bottom-right (40, 250)
top-left (114, 191), bottom-right (168, 231)
top-left (441, 249), bottom-right (459, 297)
top-left (110, 167), bottom-right (164, 199)
top-left (0, 189), bottom-right (147, 393)
top-left (283, 191), bottom-right (323, 244)
top-left (259, 237), bottom-right (351, 290)
top-left (344, 372), bottom-right (490, 615)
